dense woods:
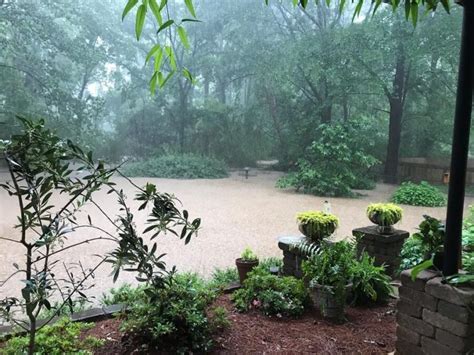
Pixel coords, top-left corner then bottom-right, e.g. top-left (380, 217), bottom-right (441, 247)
top-left (0, 0), bottom-right (462, 183)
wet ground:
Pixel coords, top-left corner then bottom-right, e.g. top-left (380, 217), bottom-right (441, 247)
top-left (0, 170), bottom-right (469, 301)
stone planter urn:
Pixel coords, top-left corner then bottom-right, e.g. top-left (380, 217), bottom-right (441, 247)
top-left (310, 283), bottom-right (352, 321)
top-left (366, 203), bottom-right (403, 235)
top-left (296, 211), bottom-right (339, 243)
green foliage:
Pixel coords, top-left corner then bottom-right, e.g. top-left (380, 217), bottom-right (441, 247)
top-left (302, 241), bottom-right (354, 290)
top-left (391, 181), bottom-right (447, 207)
top-left (351, 252), bottom-right (392, 305)
top-left (209, 267), bottom-right (239, 290)
top-left (277, 123), bottom-right (378, 197)
top-left (208, 306), bottom-right (231, 332)
top-left (2, 318), bottom-right (104, 355)
top-left (240, 247), bottom-right (258, 262)
top-left (252, 257), bottom-right (283, 274)
top-left (100, 284), bottom-right (144, 306)
top-left (398, 236), bottom-right (429, 272)
top-left (232, 268), bottom-right (308, 317)
top-left (121, 273), bottom-right (221, 353)
top-left (121, 153), bottom-right (228, 179)
top-left (296, 211), bottom-right (339, 227)
top-left (366, 203), bottom-right (403, 226)
top-left (398, 215), bottom-right (445, 273)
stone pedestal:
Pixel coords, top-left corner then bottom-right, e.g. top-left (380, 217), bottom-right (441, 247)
top-left (352, 226), bottom-right (409, 276)
top-left (396, 269), bottom-right (474, 354)
top-left (278, 235), bottom-right (307, 278)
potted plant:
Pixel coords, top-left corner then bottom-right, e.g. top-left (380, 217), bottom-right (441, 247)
top-left (296, 211), bottom-right (339, 243)
top-left (366, 203), bottom-right (403, 234)
top-left (236, 247), bottom-right (259, 284)
top-left (302, 241), bottom-right (353, 322)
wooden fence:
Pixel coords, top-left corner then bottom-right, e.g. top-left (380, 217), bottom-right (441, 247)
top-left (398, 157), bottom-right (474, 185)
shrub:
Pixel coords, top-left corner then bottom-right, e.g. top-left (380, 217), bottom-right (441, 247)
top-left (209, 267), bottom-right (239, 290)
top-left (351, 252), bottom-right (392, 305)
top-left (276, 123), bottom-right (378, 197)
top-left (2, 318), bottom-right (104, 355)
top-left (100, 284), bottom-right (144, 306)
top-left (121, 153), bottom-right (228, 179)
top-left (232, 268), bottom-right (308, 317)
top-left (121, 273), bottom-right (221, 353)
top-left (391, 181), bottom-right (447, 207)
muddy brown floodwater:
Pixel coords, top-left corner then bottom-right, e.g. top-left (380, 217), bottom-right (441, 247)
top-left (0, 170), bottom-right (471, 302)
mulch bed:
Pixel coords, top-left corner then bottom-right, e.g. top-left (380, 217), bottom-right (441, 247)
top-left (87, 294), bottom-right (397, 354)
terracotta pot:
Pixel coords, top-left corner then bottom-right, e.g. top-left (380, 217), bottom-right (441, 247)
top-left (298, 222), bottom-right (336, 242)
top-left (235, 258), bottom-right (259, 285)
top-left (310, 283), bottom-right (352, 321)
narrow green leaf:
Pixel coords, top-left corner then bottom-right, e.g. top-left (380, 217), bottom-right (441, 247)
top-left (149, 0), bottom-right (163, 25)
top-left (150, 72), bottom-right (159, 94)
top-left (154, 47), bottom-right (164, 71)
top-left (157, 19), bottom-right (174, 34)
top-left (405, 0), bottom-right (411, 20)
top-left (122, 0), bottom-right (138, 20)
top-left (410, 259), bottom-right (433, 281)
top-left (181, 18), bottom-right (202, 23)
top-left (184, 0), bottom-right (197, 18)
top-left (352, 0), bottom-right (363, 22)
top-left (182, 67), bottom-right (194, 83)
top-left (411, 2), bottom-right (418, 26)
top-left (440, 0), bottom-right (450, 13)
top-left (339, 0), bottom-right (346, 14)
top-left (177, 26), bottom-right (190, 49)
top-left (145, 44), bottom-right (162, 64)
top-left (135, 4), bottom-right (147, 40)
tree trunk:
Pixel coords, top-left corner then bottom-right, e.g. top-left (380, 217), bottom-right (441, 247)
top-left (383, 45), bottom-right (406, 184)
top-left (384, 97), bottom-right (403, 183)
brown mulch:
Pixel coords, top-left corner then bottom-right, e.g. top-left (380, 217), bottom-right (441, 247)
top-left (86, 294), bottom-right (396, 354)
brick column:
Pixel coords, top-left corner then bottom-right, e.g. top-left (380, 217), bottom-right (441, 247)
top-left (396, 269), bottom-right (474, 354)
top-left (352, 226), bottom-right (409, 276)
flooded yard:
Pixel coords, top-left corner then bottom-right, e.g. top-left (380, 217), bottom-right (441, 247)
top-left (0, 170), bottom-right (467, 300)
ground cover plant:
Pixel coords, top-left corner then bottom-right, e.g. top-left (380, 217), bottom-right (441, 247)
top-left (232, 266), bottom-right (309, 317)
top-left (1, 318), bottom-right (104, 355)
top-left (391, 181), bottom-right (447, 207)
top-left (121, 153), bottom-right (228, 179)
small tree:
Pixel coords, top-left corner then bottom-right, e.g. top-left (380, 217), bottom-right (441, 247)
top-left (0, 117), bottom-right (200, 354)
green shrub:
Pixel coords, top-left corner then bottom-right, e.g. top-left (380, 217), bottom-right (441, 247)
top-left (276, 123), bottom-right (378, 197)
top-left (2, 318), bottom-right (104, 355)
top-left (100, 284), bottom-right (144, 306)
top-left (351, 252), bottom-right (392, 305)
top-left (121, 153), bottom-right (228, 179)
top-left (209, 267), bottom-right (239, 290)
top-left (398, 216), bottom-right (445, 273)
top-left (121, 273), bottom-right (221, 353)
top-left (232, 268), bottom-right (308, 317)
top-left (391, 181), bottom-right (447, 207)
